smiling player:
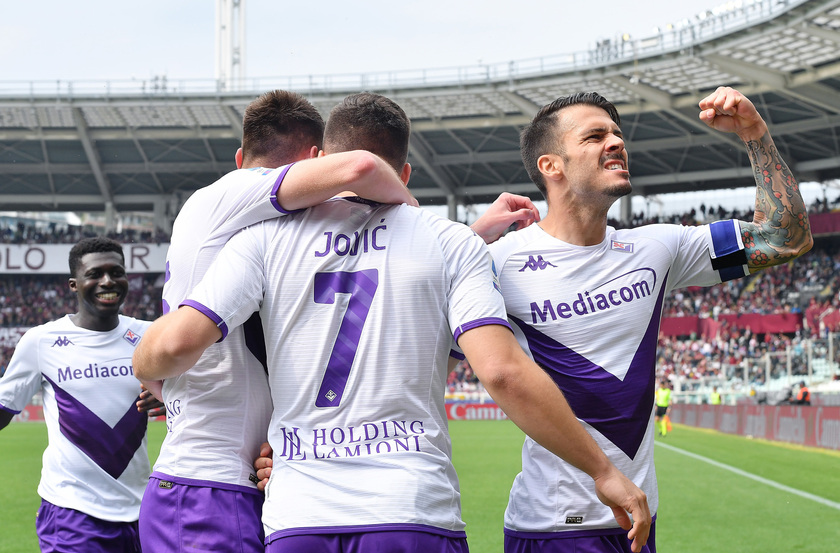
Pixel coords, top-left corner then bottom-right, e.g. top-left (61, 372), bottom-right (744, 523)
top-left (0, 237), bottom-right (154, 553)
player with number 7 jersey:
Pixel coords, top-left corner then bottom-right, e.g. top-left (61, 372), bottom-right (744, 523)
top-left (182, 197), bottom-right (502, 542)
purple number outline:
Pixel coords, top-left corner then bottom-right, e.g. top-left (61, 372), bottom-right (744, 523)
top-left (313, 269), bottom-right (379, 407)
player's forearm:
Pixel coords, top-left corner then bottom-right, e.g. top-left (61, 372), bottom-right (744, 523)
top-left (277, 151), bottom-right (414, 209)
top-left (741, 132), bottom-right (813, 271)
top-left (470, 193), bottom-right (541, 244)
top-left (133, 309), bottom-right (219, 381)
top-left (139, 379), bottom-right (164, 402)
top-left (460, 326), bottom-right (613, 479)
top-left (481, 357), bottom-right (614, 479)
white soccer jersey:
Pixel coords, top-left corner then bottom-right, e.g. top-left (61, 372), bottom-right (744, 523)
top-left (0, 315), bottom-right (152, 522)
top-left (491, 221), bottom-right (747, 537)
top-left (156, 165), bottom-right (295, 490)
top-left (186, 197), bottom-right (509, 539)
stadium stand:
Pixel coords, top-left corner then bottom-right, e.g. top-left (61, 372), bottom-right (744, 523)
top-left (0, 221), bottom-right (169, 245)
top-left (4, 201), bottom-right (840, 408)
top-left (4, 0), bottom-right (840, 416)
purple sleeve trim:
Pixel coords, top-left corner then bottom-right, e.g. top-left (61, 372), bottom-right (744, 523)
top-left (180, 300), bottom-right (229, 341)
top-left (449, 350), bottom-right (466, 361)
top-left (452, 317), bottom-right (512, 343)
top-left (0, 403), bottom-right (21, 415)
top-left (269, 163), bottom-right (305, 214)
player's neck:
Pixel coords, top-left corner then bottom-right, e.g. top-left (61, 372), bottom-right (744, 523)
top-left (69, 312), bottom-right (120, 332)
top-left (540, 207), bottom-right (608, 246)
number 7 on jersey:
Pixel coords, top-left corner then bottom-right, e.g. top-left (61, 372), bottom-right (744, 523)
top-left (313, 270), bottom-right (379, 407)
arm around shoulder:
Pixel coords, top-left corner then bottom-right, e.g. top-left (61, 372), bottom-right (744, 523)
top-left (276, 151), bottom-right (417, 210)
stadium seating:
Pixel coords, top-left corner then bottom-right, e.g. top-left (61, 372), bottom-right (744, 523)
top-left (3, 201), bottom-right (840, 404)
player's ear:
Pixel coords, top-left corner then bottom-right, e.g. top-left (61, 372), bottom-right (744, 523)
top-left (235, 148), bottom-right (244, 169)
top-left (537, 154), bottom-right (563, 181)
top-left (68, 277), bottom-right (78, 293)
top-left (317, 150), bottom-right (326, 158)
top-left (399, 163), bottom-right (411, 185)
top-left (307, 145), bottom-right (319, 159)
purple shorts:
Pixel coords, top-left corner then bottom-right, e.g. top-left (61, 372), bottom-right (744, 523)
top-left (139, 474), bottom-right (264, 553)
top-left (504, 522), bottom-right (656, 553)
top-left (266, 529), bottom-right (470, 553)
top-left (35, 498), bottom-right (141, 553)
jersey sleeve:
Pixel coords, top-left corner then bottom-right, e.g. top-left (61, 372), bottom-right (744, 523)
top-left (182, 224), bottom-right (269, 340)
top-left (433, 219), bottom-right (510, 343)
top-left (200, 164), bottom-right (300, 243)
top-left (162, 164), bottom-right (298, 314)
top-left (659, 219), bottom-right (748, 290)
top-left (0, 328), bottom-right (43, 414)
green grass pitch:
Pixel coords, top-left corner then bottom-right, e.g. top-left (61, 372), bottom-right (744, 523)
top-left (1, 420), bottom-right (838, 552)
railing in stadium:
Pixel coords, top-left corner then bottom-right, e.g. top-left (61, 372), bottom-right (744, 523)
top-left (0, 0), bottom-right (798, 98)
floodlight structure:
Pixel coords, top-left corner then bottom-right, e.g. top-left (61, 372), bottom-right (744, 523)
top-left (215, 0), bottom-right (246, 91)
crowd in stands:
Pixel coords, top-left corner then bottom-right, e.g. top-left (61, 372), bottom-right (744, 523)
top-left (0, 222), bottom-right (169, 245)
top-left (3, 197), bottom-right (840, 391)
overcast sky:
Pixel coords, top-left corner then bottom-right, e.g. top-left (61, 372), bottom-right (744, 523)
top-left (3, 0), bottom-right (717, 83)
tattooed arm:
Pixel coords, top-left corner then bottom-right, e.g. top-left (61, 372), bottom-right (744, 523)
top-left (699, 87), bottom-right (813, 272)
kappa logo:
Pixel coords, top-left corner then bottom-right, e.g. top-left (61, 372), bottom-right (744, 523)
top-left (519, 255), bottom-right (557, 272)
top-left (51, 336), bottom-right (74, 348)
top-left (123, 329), bottom-right (141, 346)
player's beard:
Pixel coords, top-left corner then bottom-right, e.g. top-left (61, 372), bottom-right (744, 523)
top-left (605, 179), bottom-right (632, 199)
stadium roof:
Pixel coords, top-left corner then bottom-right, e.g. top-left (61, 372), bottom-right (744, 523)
top-left (1, 0), bottom-right (840, 226)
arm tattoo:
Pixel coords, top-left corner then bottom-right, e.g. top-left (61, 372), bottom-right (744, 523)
top-left (741, 133), bottom-right (810, 269)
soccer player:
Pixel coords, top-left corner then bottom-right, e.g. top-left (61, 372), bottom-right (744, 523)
top-left (654, 381), bottom-right (671, 436)
top-left (0, 237), bottom-right (154, 552)
top-left (472, 86), bottom-right (813, 552)
top-left (134, 92), bottom-right (651, 553)
top-left (138, 90), bottom-right (417, 552)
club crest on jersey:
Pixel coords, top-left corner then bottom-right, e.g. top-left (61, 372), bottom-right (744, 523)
top-left (123, 329), bottom-right (141, 346)
top-left (611, 240), bottom-right (634, 253)
top-left (51, 336), bottom-right (74, 347)
top-left (519, 255), bottom-right (557, 272)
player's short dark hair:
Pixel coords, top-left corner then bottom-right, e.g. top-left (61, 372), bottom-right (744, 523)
top-left (241, 90), bottom-right (325, 166)
top-left (68, 237), bottom-right (125, 276)
top-left (520, 92), bottom-right (621, 198)
top-left (324, 93), bottom-right (410, 172)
